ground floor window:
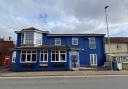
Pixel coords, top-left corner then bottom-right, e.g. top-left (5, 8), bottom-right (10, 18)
top-left (12, 51), bottom-right (16, 63)
top-left (51, 50), bottom-right (66, 62)
top-left (116, 56), bottom-right (128, 63)
top-left (40, 50), bottom-right (48, 62)
top-left (90, 54), bottom-right (97, 66)
top-left (20, 51), bottom-right (37, 63)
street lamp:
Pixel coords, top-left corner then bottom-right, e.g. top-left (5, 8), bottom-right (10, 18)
top-left (105, 6), bottom-right (111, 58)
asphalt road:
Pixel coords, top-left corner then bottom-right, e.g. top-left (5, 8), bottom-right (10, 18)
top-left (0, 76), bottom-right (128, 89)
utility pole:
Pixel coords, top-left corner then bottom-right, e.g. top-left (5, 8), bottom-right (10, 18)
top-left (105, 6), bottom-right (111, 59)
top-left (105, 6), bottom-right (112, 70)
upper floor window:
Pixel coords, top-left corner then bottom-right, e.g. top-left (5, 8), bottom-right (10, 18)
top-left (22, 32), bottom-right (42, 45)
top-left (55, 38), bottom-right (61, 45)
top-left (35, 33), bottom-right (42, 45)
top-left (21, 34), bottom-right (24, 45)
top-left (72, 37), bottom-right (78, 45)
top-left (25, 32), bottom-right (34, 44)
top-left (117, 44), bottom-right (122, 49)
top-left (89, 37), bottom-right (96, 49)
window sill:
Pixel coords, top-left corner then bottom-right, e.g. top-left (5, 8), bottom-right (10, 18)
top-left (39, 61), bottom-right (48, 63)
top-left (51, 61), bottom-right (67, 62)
top-left (72, 44), bottom-right (78, 45)
top-left (89, 48), bottom-right (96, 49)
top-left (55, 44), bottom-right (61, 46)
top-left (20, 62), bottom-right (37, 63)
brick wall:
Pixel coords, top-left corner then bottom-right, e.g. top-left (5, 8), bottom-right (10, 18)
top-left (0, 41), bottom-right (15, 66)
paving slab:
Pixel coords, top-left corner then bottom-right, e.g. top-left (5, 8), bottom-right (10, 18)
top-left (0, 70), bottom-right (128, 77)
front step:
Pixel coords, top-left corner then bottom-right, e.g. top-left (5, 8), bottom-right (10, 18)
top-left (79, 67), bottom-right (98, 71)
top-left (72, 68), bottom-right (79, 71)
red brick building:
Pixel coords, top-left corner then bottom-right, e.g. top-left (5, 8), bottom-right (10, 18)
top-left (0, 40), bottom-right (15, 66)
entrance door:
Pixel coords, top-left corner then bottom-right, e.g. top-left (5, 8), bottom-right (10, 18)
top-left (70, 51), bottom-right (79, 69)
top-left (90, 54), bottom-right (97, 66)
top-left (71, 55), bottom-right (78, 68)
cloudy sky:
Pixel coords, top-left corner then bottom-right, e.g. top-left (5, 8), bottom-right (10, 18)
top-left (0, 0), bottom-right (128, 40)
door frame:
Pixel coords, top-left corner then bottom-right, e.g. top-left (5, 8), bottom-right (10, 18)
top-left (69, 51), bottom-right (79, 69)
top-left (90, 54), bottom-right (97, 66)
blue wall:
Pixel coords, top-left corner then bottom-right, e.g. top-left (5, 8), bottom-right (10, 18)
top-left (43, 35), bottom-right (106, 67)
top-left (12, 32), bottom-right (106, 71)
top-left (12, 50), bottom-right (71, 71)
top-left (16, 33), bottom-right (21, 47)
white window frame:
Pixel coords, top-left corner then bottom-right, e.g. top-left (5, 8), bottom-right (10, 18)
top-left (35, 32), bottom-right (42, 45)
top-left (21, 33), bottom-right (24, 45)
top-left (40, 50), bottom-right (48, 62)
top-left (22, 32), bottom-right (42, 45)
top-left (55, 38), bottom-right (61, 45)
top-left (89, 37), bottom-right (96, 49)
top-left (117, 44), bottom-right (122, 49)
top-left (23, 33), bottom-right (25, 44)
top-left (90, 54), bottom-right (97, 66)
top-left (20, 51), bottom-right (37, 63)
top-left (24, 32), bottom-right (34, 44)
top-left (12, 51), bottom-right (16, 63)
top-left (116, 56), bottom-right (128, 63)
top-left (123, 57), bottom-right (128, 63)
top-left (72, 37), bottom-right (78, 45)
top-left (51, 50), bottom-right (67, 62)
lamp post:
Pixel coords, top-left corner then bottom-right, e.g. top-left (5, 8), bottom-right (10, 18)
top-left (105, 6), bottom-right (111, 59)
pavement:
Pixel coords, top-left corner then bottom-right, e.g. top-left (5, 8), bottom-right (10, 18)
top-left (0, 68), bottom-right (128, 77)
top-left (1, 66), bottom-right (128, 77)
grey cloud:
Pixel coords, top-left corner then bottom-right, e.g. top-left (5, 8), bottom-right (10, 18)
top-left (0, 0), bottom-right (128, 40)
top-left (61, 0), bottom-right (128, 23)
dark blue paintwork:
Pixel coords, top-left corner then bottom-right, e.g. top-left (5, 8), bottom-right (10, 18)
top-left (11, 30), bottom-right (106, 71)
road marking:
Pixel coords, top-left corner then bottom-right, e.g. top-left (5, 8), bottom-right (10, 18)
top-left (0, 75), bottom-right (128, 79)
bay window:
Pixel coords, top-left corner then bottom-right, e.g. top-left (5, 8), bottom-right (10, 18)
top-left (21, 34), bottom-right (24, 45)
top-left (25, 32), bottom-right (34, 44)
top-left (22, 32), bottom-right (42, 45)
top-left (35, 33), bottom-right (42, 45)
top-left (51, 50), bottom-right (66, 62)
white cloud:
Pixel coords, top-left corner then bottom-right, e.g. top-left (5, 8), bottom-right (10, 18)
top-left (0, 0), bottom-right (128, 40)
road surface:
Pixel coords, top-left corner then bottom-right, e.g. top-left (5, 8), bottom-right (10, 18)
top-left (0, 76), bottom-right (128, 89)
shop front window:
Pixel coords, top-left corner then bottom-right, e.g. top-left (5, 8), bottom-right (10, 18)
top-left (20, 51), bottom-right (37, 63)
top-left (40, 51), bottom-right (48, 62)
top-left (51, 50), bottom-right (66, 62)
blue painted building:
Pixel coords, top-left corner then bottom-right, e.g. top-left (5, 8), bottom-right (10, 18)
top-left (10, 27), bottom-right (106, 71)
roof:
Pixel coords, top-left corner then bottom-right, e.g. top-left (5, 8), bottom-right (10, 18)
top-left (15, 27), bottom-right (105, 36)
top-left (0, 40), bottom-right (15, 47)
top-left (15, 27), bottom-right (49, 34)
top-left (11, 45), bottom-right (80, 51)
top-left (105, 37), bottom-right (128, 43)
top-left (47, 34), bottom-right (105, 37)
